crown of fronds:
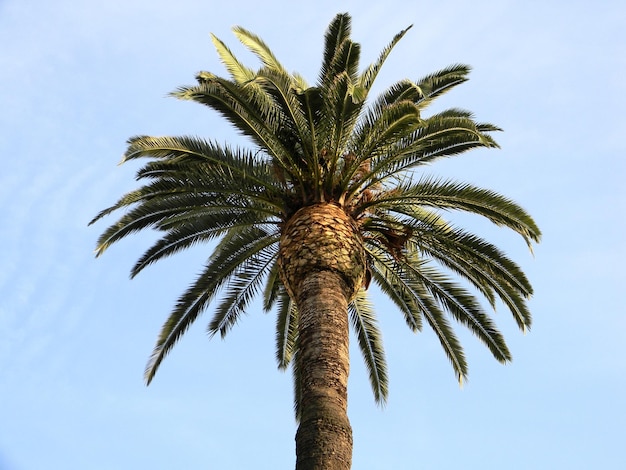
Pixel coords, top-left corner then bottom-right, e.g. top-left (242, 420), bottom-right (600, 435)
top-left (91, 13), bottom-right (541, 411)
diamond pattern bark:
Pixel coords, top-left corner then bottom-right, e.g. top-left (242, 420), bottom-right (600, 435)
top-left (278, 203), bottom-right (365, 301)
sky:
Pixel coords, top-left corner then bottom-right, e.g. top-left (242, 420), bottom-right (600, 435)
top-left (1, 0), bottom-right (624, 469)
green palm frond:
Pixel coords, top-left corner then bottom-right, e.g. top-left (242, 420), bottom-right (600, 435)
top-left (349, 290), bottom-right (388, 404)
top-left (262, 261), bottom-right (282, 312)
top-left (413, 230), bottom-right (532, 328)
top-left (417, 286), bottom-right (468, 385)
top-left (124, 136), bottom-right (282, 192)
top-left (361, 117), bottom-right (498, 186)
top-left (359, 187), bottom-right (536, 308)
top-left (366, 245), bottom-right (423, 332)
top-left (232, 26), bottom-right (287, 74)
top-left (318, 13), bottom-right (353, 88)
top-left (414, 63), bottom-right (472, 110)
top-left (429, 228), bottom-right (532, 296)
top-left (370, 246), bottom-right (468, 382)
top-left (143, 260), bottom-right (223, 385)
top-left (252, 67), bottom-right (315, 168)
top-left (209, 241), bottom-right (278, 337)
top-left (90, 136), bottom-right (284, 259)
top-left (369, 78), bottom-right (425, 110)
top-left (173, 79), bottom-right (304, 183)
top-left (321, 71), bottom-right (364, 167)
top-left (404, 258), bottom-right (511, 363)
top-left (344, 100), bottom-right (421, 187)
top-left (210, 33), bottom-right (255, 84)
top-left (275, 293), bottom-right (298, 370)
top-left (357, 25), bottom-right (413, 93)
top-left (145, 226), bottom-right (277, 383)
top-left (131, 212), bottom-right (269, 278)
top-left (358, 177), bottom-right (541, 248)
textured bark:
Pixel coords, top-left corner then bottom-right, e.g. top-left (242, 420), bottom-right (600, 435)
top-left (294, 272), bottom-right (353, 470)
top-left (279, 203), bottom-right (365, 299)
top-left (278, 203), bottom-right (365, 470)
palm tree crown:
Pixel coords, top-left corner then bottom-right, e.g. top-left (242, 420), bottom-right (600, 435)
top-left (91, 13), bottom-right (540, 410)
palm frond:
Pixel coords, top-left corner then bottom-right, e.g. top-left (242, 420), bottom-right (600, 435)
top-left (144, 261), bottom-right (226, 385)
top-left (327, 36), bottom-right (361, 85)
top-left (370, 246), bottom-right (468, 383)
top-left (209, 244), bottom-right (278, 338)
top-left (172, 78), bottom-right (305, 185)
top-left (359, 177), bottom-right (541, 248)
top-left (318, 13), bottom-right (353, 87)
top-left (144, 226), bottom-right (277, 384)
top-left (366, 244), bottom-right (422, 332)
top-left (93, 194), bottom-right (191, 257)
top-left (342, 100), bottom-right (421, 192)
top-left (414, 63), bottom-right (472, 110)
top-left (369, 79), bottom-right (425, 110)
top-left (262, 261), bottom-right (282, 312)
top-left (358, 25), bottom-right (412, 93)
top-left (320, 72), bottom-right (365, 180)
top-left (412, 230), bottom-right (533, 331)
top-left (131, 212), bottom-right (271, 278)
top-left (124, 136), bottom-right (282, 192)
top-left (356, 116), bottom-right (499, 191)
top-left (253, 67), bottom-right (316, 172)
top-left (349, 290), bottom-right (388, 404)
top-left (404, 258), bottom-right (511, 363)
top-left (232, 26), bottom-right (287, 74)
top-left (91, 138), bottom-right (285, 258)
top-left (416, 286), bottom-right (468, 385)
top-left (361, 204), bottom-right (496, 307)
top-left (275, 292), bottom-right (298, 369)
top-left (210, 33), bottom-right (255, 83)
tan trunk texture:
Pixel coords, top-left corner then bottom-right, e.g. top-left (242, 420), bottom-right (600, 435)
top-left (279, 203), bottom-right (365, 470)
top-left (279, 203), bottom-right (365, 299)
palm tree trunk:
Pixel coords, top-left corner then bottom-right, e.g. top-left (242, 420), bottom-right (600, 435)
top-left (278, 203), bottom-right (366, 470)
top-left (294, 270), bottom-right (353, 470)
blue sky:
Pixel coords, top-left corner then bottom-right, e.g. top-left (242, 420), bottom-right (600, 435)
top-left (1, 0), bottom-right (624, 468)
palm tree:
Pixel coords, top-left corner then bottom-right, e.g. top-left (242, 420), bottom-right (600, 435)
top-left (91, 13), bottom-right (541, 470)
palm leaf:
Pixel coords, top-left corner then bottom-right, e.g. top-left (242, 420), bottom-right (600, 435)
top-left (131, 212), bottom-right (270, 278)
top-left (416, 286), bottom-right (468, 385)
top-left (366, 244), bottom-right (422, 332)
top-left (357, 25), bottom-right (413, 92)
top-left (318, 13), bottom-right (352, 87)
top-left (414, 63), bottom-right (472, 110)
top-left (359, 177), bottom-right (541, 248)
top-left (209, 244), bottom-right (278, 337)
top-left (262, 261), bottom-right (282, 312)
top-left (172, 79), bottom-right (305, 184)
top-left (404, 258), bottom-right (511, 363)
top-left (232, 26), bottom-right (287, 74)
top-left (144, 226), bottom-right (277, 383)
top-left (210, 33), bottom-right (255, 83)
top-left (275, 292), bottom-right (298, 369)
top-left (349, 290), bottom-right (388, 404)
